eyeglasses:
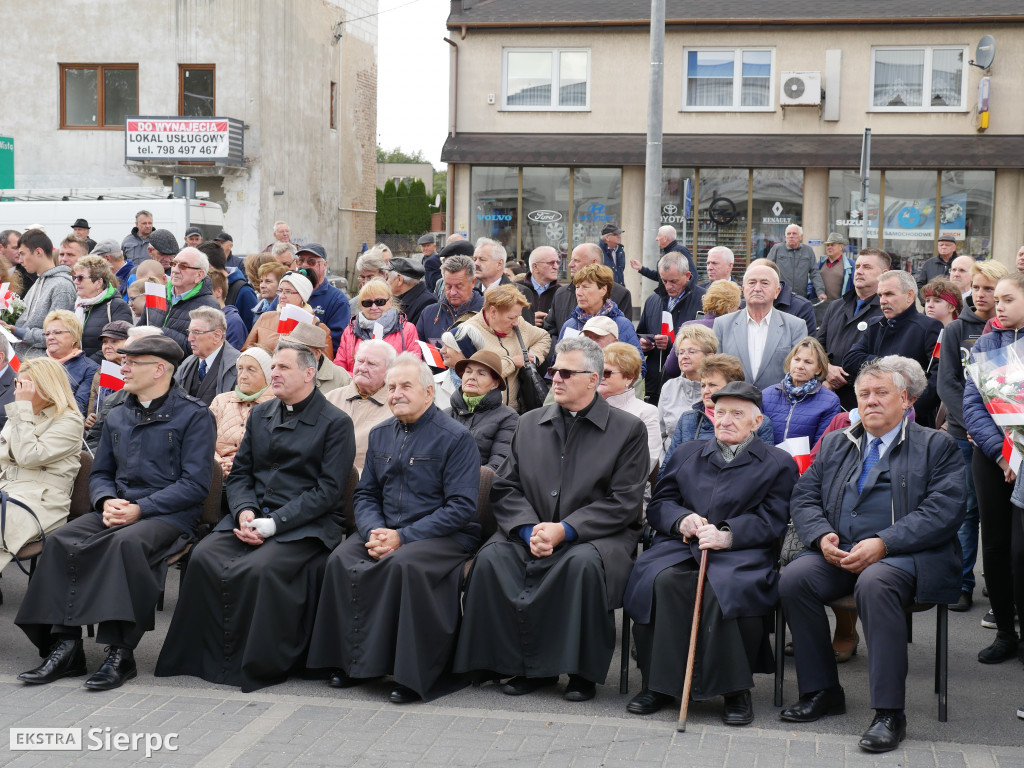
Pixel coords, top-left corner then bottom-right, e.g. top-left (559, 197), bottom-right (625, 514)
top-left (277, 288), bottom-right (300, 297)
top-left (71, 275), bottom-right (95, 283)
top-left (602, 369), bottom-right (617, 379)
top-left (43, 330), bottom-right (69, 338)
top-left (361, 298), bottom-right (388, 308)
top-left (296, 256), bottom-right (323, 266)
top-left (550, 368), bottom-right (595, 380)
top-left (187, 328), bottom-right (218, 337)
top-left (171, 260), bottom-right (202, 271)
top-left (120, 358), bottom-right (160, 368)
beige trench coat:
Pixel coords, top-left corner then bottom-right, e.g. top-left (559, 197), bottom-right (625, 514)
top-left (0, 401), bottom-right (83, 570)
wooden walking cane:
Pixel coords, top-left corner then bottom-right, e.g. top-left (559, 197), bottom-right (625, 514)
top-left (677, 548), bottom-right (709, 732)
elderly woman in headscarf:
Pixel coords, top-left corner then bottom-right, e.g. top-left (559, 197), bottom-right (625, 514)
top-left (432, 322), bottom-right (485, 412)
top-left (242, 271), bottom-right (333, 359)
top-left (208, 347), bottom-right (276, 479)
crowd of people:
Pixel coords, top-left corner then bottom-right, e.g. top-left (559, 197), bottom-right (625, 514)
top-left (0, 215), bottom-right (1021, 752)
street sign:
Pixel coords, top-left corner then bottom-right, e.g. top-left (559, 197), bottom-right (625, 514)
top-left (0, 136), bottom-right (13, 189)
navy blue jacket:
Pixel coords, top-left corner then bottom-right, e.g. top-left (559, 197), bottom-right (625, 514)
top-left (760, 381), bottom-right (841, 445)
top-left (63, 353), bottom-right (99, 415)
top-left (423, 254), bottom-right (441, 296)
top-left (91, 385), bottom-right (216, 535)
top-left (936, 304), bottom-right (988, 441)
top-left (661, 401), bottom-right (776, 481)
top-left (635, 282), bottom-right (705, 403)
top-left (963, 325), bottom-right (1024, 462)
top-left (599, 240), bottom-right (626, 285)
top-left (636, 242), bottom-right (699, 285)
top-left (356, 405), bottom-right (482, 554)
top-left (226, 268), bottom-right (259, 332)
top-left (142, 278), bottom-right (221, 354)
top-left (415, 293), bottom-right (485, 344)
top-left (791, 420), bottom-right (965, 605)
top-left (308, 280), bottom-right (351, 353)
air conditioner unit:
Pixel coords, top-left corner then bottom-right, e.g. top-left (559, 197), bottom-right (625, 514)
top-left (780, 71), bottom-right (822, 106)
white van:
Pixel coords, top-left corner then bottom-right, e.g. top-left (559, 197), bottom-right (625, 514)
top-left (0, 190), bottom-right (224, 245)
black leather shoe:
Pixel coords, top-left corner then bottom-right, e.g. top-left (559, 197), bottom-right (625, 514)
top-left (722, 690), bottom-right (754, 726)
top-left (388, 684), bottom-right (421, 704)
top-left (779, 687), bottom-right (846, 722)
top-left (327, 669), bottom-right (362, 688)
top-left (978, 631), bottom-right (1020, 664)
top-left (564, 675), bottom-right (596, 702)
top-left (627, 689), bottom-right (675, 715)
top-left (18, 639), bottom-right (87, 685)
top-left (858, 709), bottom-right (906, 753)
top-left (501, 675), bottom-right (558, 696)
top-left (83, 647), bottom-right (136, 691)
top-left (949, 591), bottom-right (973, 612)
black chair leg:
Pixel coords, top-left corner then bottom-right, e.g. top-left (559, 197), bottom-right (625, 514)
top-left (619, 611), bottom-right (631, 695)
top-left (86, 624), bottom-right (94, 638)
top-left (937, 605), bottom-right (948, 722)
top-left (774, 605), bottom-right (785, 707)
top-left (905, 610), bottom-right (913, 643)
top-left (156, 590), bottom-right (164, 612)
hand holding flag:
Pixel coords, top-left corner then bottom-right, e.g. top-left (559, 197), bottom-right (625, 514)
top-left (144, 282), bottom-right (168, 311)
top-left (277, 303), bottom-right (316, 335)
top-left (99, 360), bottom-right (125, 391)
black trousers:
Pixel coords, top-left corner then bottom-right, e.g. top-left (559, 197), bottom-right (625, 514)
top-left (780, 553), bottom-right (915, 710)
top-left (973, 448), bottom-right (1024, 635)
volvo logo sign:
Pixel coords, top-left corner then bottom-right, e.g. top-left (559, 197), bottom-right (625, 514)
top-left (527, 210), bottom-right (562, 223)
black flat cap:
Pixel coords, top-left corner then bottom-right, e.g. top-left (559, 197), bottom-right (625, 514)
top-left (184, 226), bottom-right (202, 237)
top-left (417, 234), bottom-right (436, 246)
top-left (213, 231), bottom-right (233, 243)
top-left (116, 335), bottom-right (184, 368)
top-left (148, 229), bottom-right (179, 255)
top-left (601, 224), bottom-right (623, 236)
top-left (388, 257), bottom-right (425, 280)
top-left (937, 233), bottom-right (957, 244)
top-left (709, 380), bottom-right (762, 410)
top-left (438, 240), bottom-right (475, 259)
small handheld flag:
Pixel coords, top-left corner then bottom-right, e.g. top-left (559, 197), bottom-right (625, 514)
top-left (778, 436), bottom-right (812, 474)
top-left (661, 311), bottom-right (675, 344)
top-left (277, 303), bottom-right (316, 335)
top-left (144, 282), bottom-right (167, 311)
top-left (418, 341), bottom-right (446, 369)
top-left (99, 360), bottom-right (125, 391)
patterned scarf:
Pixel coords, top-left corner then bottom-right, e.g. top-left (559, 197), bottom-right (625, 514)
top-left (781, 373), bottom-right (821, 405)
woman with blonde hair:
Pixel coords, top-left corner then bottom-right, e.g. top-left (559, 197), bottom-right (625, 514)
top-left (334, 279), bottom-right (420, 373)
top-left (0, 355), bottom-right (83, 579)
top-left (43, 309), bottom-right (98, 414)
top-left (465, 284), bottom-right (550, 412)
top-left (599, 342), bottom-right (661, 473)
top-left (658, 324), bottom-right (718, 452)
top-left (253, 262), bottom-right (288, 321)
top-left (242, 271), bottom-right (333, 359)
top-left (661, 280), bottom-right (743, 382)
top-left (760, 337), bottom-right (840, 446)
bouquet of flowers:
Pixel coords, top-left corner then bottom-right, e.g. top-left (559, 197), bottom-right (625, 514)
top-left (0, 293), bottom-right (25, 326)
top-left (965, 334), bottom-right (1024, 468)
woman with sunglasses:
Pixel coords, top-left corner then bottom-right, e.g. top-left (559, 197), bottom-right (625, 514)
top-left (0, 356), bottom-right (82, 585)
top-left (71, 256), bottom-right (132, 360)
top-left (334, 280), bottom-right (420, 373)
top-left (241, 271), bottom-right (333, 360)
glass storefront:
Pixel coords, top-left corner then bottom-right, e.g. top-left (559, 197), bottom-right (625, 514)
top-left (522, 167), bottom-right (570, 256)
top-left (751, 169), bottom-right (803, 260)
top-left (827, 169), bottom-right (882, 249)
top-left (573, 168), bottom-right (622, 253)
top-left (941, 170), bottom-right (994, 260)
top-left (697, 168), bottom-right (749, 275)
top-left (659, 168), bottom-right (696, 246)
top-left (469, 166), bottom-right (519, 255)
top-left (881, 170), bottom-right (938, 271)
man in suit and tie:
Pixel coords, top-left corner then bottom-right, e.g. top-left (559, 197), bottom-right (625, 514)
top-left (779, 358), bottom-right (964, 753)
top-left (0, 337), bottom-right (17, 431)
top-left (713, 264), bottom-right (807, 390)
top-left (174, 307), bottom-right (239, 406)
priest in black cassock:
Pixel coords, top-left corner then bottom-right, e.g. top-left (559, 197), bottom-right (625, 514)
top-left (16, 334), bottom-right (215, 691)
top-left (155, 339), bottom-right (355, 692)
top-left (621, 381), bottom-right (797, 723)
top-left (307, 352), bottom-right (480, 704)
top-left (453, 336), bottom-right (649, 702)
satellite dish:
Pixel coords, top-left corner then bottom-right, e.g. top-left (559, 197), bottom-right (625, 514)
top-left (970, 35), bottom-right (996, 69)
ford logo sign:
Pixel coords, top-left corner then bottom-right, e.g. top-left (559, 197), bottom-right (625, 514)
top-left (528, 210), bottom-right (563, 223)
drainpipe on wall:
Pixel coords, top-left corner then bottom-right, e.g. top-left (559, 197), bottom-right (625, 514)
top-left (445, 37), bottom-right (459, 236)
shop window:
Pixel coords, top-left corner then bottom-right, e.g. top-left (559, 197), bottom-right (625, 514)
top-left (750, 169), bottom-right (804, 261)
top-left (60, 64), bottom-right (138, 129)
top-left (683, 49), bottom-right (773, 110)
top-left (881, 170), bottom-right (939, 271)
top-left (572, 168), bottom-right (622, 256)
top-left (940, 170), bottom-right (994, 260)
top-left (660, 169), bottom-right (696, 254)
top-left (521, 168), bottom-right (571, 256)
top-left (503, 49), bottom-right (589, 110)
top-left (179, 65), bottom-right (215, 117)
top-left (470, 166), bottom-right (519, 257)
top-left (870, 47), bottom-right (966, 111)
top-left (697, 169), bottom-right (750, 276)
top-left (827, 169), bottom-right (882, 249)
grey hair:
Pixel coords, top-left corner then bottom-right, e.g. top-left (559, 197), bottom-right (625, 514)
top-left (271, 241), bottom-right (297, 258)
top-left (275, 339), bottom-right (317, 370)
top-left (658, 225), bottom-right (677, 240)
top-left (707, 245), bottom-right (734, 265)
top-left (355, 252), bottom-right (387, 273)
top-left (855, 359), bottom-right (908, 398)
top-left (388, 352), bottom-right (434, 390)
top-left (135, 210), bottom-right (152, 221)
top-left (528, 245), bottom-right (558, 267)
top-left (657, 251), bottom-right (690, 275)
top-left (786, 223), bottom-right (803, 234)
top-left (356, 338), bottom-right (397, 367)
top-left (441, 253), bottom-right (475, 278)
top-left (743, 262), bottom-right (780, 287)
top-left (873, 355), bottom-right (927, 399)
top-left (475, 237), bottom-right (507, 266)
top-left (189, 306), bottom-right (227, 333)
top-left (441, 321), bottom-right (484, 353)
top-left (878, 269), bottom-right (917, 295)
top-left (176, 246), bottom-right (209, 273)
top-left (555, 335), bottom-right (604, 376)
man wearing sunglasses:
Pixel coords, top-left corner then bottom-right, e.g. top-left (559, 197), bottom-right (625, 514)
top-left (142, 246), bottom-right (220, 354)
top-left (455, 336), bottom-right (649, 702)
top-left (294, 243), bottom-right (350, 353)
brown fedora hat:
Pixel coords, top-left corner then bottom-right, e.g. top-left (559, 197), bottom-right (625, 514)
top-left (454, 349), bottom-right (506, 390)
top-left (280, 322), bottom-right (327, 349)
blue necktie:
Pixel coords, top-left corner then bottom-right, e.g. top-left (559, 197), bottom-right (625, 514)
top-left (856, 437), bottom-right (883, 493)
top-left (667, 296), bottom-right (680, 312)
top-left (198, 359), bottom-right (207, 380)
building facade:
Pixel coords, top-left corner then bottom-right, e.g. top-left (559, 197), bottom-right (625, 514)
top-left (4, 0), bottom-right (377, 274)
top-left (442, 1), bottom-right (1024, 299)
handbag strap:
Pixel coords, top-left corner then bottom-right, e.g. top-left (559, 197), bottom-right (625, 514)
top-left (0, 491), bottom-right (45, 577)
top-left (513, 325), bottom-right (529, 356)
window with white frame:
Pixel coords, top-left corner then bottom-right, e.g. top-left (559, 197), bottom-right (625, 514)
top-left (683, 48), bottom-right (774, 110)
top-left (870, 46), bottom-right (967, 110)
top-left (503, 49), bottom-right (589, 110)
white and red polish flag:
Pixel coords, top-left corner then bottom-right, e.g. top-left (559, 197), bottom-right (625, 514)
top-left (418, 341), bottom-right (446, 369)
top-left (661, 311), bottom-right (675, 344)
top-left (144, 282), bottom-right (167, 311)
top-left (777, 436), bottom-right (812, 474)
top-left (0, 283), bottom-right (12, 311)
top-left (276, 303), bottom-right (316, 335)
top-left (99, 360), bottom-right (125, 391)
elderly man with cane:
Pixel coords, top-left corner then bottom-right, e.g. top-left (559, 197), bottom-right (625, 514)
top-left (622, 381), bottom-right (797, 724)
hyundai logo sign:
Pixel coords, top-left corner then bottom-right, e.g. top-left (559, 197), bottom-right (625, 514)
top-left (527, 210), bottom-right (563, 223)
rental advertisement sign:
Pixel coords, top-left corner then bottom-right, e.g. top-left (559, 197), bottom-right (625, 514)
top-left (124, 117), bottom-right (243, 165)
